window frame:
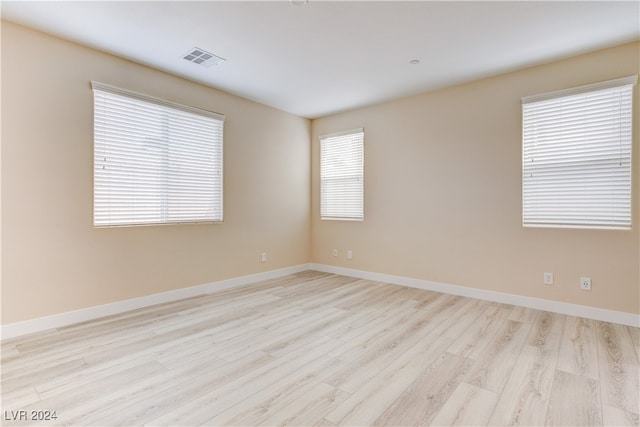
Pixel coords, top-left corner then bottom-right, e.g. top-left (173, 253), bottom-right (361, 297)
top-left (521, 75), bottom-right (636, 230)
top-left (319, 128), bottom-right (365, 221)
top-left (92, 81), bottom-right (224, 228)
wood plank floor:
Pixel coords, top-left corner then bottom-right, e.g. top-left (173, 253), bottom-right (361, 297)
top-left (1, 271), bottom-right (638, 426)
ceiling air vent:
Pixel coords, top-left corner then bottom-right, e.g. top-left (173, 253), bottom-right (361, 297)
top-left (183, 47), bottom-right (225, 68)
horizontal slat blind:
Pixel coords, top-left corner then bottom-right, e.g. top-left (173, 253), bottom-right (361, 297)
top-left (320, 129), bottom-right (364, 220)
top-left (522, 78), bottom-right (634, 229)
top-left (93, 83), bottom-right (224, 227)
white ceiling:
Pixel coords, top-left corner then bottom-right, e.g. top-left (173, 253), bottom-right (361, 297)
top-left (2, 1), bottom-right (639, 118)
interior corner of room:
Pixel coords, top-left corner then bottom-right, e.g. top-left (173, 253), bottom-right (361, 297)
top-left (1, 11), bottom-right (639, 339)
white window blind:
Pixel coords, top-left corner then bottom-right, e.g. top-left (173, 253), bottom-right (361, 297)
top-left (92, 82), bottom-right (224, 227)
top-left (320, 128), bottom-right (364, 220)
top-left (522, 76), bottom-right (635, 230)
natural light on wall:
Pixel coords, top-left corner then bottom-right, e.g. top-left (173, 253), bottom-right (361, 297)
top-left (320, 128), bottom-right (364, 221)
top-left (92, 82), bottom-right (224, 227)
top-left (522, 76), bottom-right (636, 230)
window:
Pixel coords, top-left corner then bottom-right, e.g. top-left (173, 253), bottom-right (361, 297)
top-left (92, 82), bottom-right (224, 227)
top-left (320, 128), bottom-right (364, 220)
top-left (522, 76), bottom-right (635, 230)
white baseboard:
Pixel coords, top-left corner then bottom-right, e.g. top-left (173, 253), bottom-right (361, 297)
top-left (3, 262), bottom-right (637, 341)
top-left (1, 264), bottom-right (312, 341)
top-left (310, 263), bottom-right (640, 327)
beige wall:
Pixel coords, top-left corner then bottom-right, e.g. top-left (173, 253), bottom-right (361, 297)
top-left (2, 21), bottom-right (638, 326)
top-left (311, 42), bottom-right (640, 315)
top-left (1, 22), bottom-right (311, 324)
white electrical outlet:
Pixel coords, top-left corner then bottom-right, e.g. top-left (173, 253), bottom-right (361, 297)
top-left (543, 272), bottom-right (553, 285)
top-left (261, 252), bottom-right (267, 263)
top-left (347, 250), bottom-right (353, 259)
top-left (580, 277), bottom-right (591, 291)
top-left (332, 249), bottom-right (338, 257)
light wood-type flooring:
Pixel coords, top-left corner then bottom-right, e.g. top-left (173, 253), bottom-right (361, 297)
top-left (1, 271), bottom-right (639, 426)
